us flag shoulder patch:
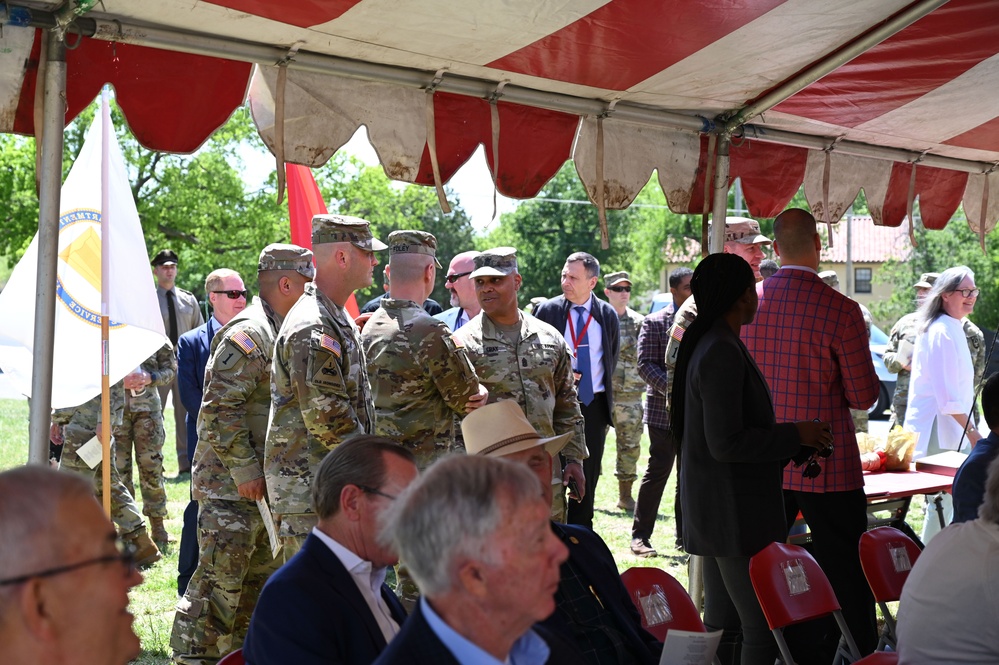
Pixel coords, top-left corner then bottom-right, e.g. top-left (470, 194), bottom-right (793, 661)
top-left (450, 334), bottom-right (464, 348)
top-left (230, 330), bottom-right (256, 355)
top-left (670, 325), bottom-right (684, 343)
top-left (321, 333), bottom-right (342, 357)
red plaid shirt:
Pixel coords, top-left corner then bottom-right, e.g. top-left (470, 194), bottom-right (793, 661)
top-left (743, 268), bottom-right (880, 492)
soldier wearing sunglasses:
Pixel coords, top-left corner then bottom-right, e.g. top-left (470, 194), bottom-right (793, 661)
top-left (0, 466), bottom-right (143, 665)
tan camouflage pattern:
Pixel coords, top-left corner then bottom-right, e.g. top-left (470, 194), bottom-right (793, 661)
top-left (965, 317), bottom-right (985, 423)
top-left (456, 311), bottom-right (586, 521)
top-left (52, 386), bottom-right (145, 534)
top-left (170, 498), bottom-right (279, 664)
top-left (612, 307), bottom-right (645, 482)
top-left (469, 247), bottom-right (518, 277)
top-left (265, 282), bottom-right (375, 542)
top-left (115, 342), bottom-right (175, 519)
top-left (387, 230), bottom-right (443, 268)
top-left (195, 298), bottom-right (282, 502)
top-left (361, 298), bottom-right (479, 469)
top-left (311, 214), bottom-right (387, 251)
top-left (258, 243), bottom-right (315, 279)
top-left (664, 296), bottom-right (699, 406)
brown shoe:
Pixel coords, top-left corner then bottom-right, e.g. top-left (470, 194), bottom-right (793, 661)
top-left (149, 517), bottom-right (170, 550)
top-left (630, 538), bottom-right (657, 558)
top-left (124, 528), bottom-right (162, 569)
top-left (617, 480), bottom-right (636, 513)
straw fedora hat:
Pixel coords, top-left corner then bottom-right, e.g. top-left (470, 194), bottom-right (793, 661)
top-left (462, 400), bottom-right (572, 458)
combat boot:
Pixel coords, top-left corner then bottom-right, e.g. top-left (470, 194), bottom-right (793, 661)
top-left (149, 516), bottom-right (170, 550)
top-left (123, 527), bottom-right (162, 569)
top-left (617, 480), bottom-right (636, 513)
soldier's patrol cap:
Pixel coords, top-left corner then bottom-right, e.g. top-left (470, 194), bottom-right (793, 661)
top-left (388, 230), bottom-right (443, 269)
top-left (311, 214), bottom-right (388, 251)
top-left (258, 243), bottom-right (315, 279)
top-left (605, 271), bottom-right (632, 287)
top-left (151, 249), bottom-right (178, 266)
top-left (913, 272), bottom-right (939, 289)
top-left (469, 247), bottom-right (518, 279)
top-left (818, 270), bottom-right (839, 287)
top-left (710, 217), bottom-right (772, 245)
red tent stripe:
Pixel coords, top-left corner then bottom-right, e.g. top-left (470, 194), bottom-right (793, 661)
top-left (203, 0), bottom-right (362, 28)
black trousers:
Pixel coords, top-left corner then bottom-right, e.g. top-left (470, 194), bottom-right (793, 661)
top-left (567, 392), bottom-right (610, 529)
top-left (782, 488), bottom-right (877, 662)
top-left (703, 555), bottom-right (778, 665)
top-left (177, 494), bottom-right (199, 595)
top-left (631, 425), bottom-right (678, 542)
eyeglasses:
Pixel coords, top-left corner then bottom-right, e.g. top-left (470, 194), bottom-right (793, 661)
top-left (212, 290), bottom-right (249, 300)
top-left (0, 541), bottom-right (136, 586)
top-left (950, 288), bottom-right (980, 298)
top-left (355, 484), bottom-right (398, 501)
top-left (607, 286), bottom-right (631, 293)
top-left (445, 271), bottom-right (473, 284)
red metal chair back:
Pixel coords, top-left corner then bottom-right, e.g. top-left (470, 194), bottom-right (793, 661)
top-left (621, 566), bottom-right (705, 642)
top-left (858, 527), bottom-right (920, 604)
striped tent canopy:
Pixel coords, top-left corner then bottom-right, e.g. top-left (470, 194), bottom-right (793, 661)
top-left (3, 0), bottom-right (999, 235)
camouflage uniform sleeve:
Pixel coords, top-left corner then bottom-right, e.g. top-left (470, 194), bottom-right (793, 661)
top-left (883, 315), bottom-right (913, 374)
top-left (965, 319), bottom-right (986, 393)
top-left (201, 329), bottom-right (268, 485)
top-left (422, 323), bottom-right (480, 414)
top-left (552, 336), bottom-right (588, 461)
top-left (287, 326), bottom-right (366, 448)
top-left (665, 298), bottom-right (698, 369)
top-left (51, 407), bottom-right (73, 426)
top-left (143, 341), bottom-right (177, 387)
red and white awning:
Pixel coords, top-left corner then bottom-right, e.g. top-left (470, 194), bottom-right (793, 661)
top-left (4, 0), bottom-right (999, 234)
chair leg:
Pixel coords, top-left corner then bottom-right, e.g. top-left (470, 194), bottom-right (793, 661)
top-left (831, 610), bottom-right (862, 663)
top-left (773, 628), bottom-right (797, 665)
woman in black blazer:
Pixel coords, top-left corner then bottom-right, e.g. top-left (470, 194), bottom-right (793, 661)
top-left (670, 254), bottom-right (831, 665)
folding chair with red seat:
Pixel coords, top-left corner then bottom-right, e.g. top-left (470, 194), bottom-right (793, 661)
top-left (217, 648), bottom-right (244, 665)
top-left (854, 652), bottom-right (899, 664)
top-left (858, 526), bottom-right (921, 651)
top-left (748, 542), bottom-right (862, 665)
top-left (621, 566), bottom-right (705, 642)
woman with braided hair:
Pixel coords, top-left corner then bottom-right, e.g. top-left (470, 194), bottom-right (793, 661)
top-left (669, 252), bottom-right (832, 665)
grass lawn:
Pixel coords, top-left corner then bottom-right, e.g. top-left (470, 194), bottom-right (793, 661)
top-left (0, 398), bottom-right (919, 662)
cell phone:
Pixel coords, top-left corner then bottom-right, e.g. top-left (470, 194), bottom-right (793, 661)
top-left (567, 477), bottom-right (581, 502)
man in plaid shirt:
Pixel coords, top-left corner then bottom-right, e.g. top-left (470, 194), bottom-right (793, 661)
top-left (743, 208), bottom-right (880, 658)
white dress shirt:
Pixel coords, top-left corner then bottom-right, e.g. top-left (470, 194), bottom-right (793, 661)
top-left (312, 527), bottom-right (400, 642)
top-left (562, 295), bottom-right (605, 393)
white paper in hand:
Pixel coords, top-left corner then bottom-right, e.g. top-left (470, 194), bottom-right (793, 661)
top-left (75, 436), bottom-right (103, 469)
top-left (660, 629), bottom-right (722, 665)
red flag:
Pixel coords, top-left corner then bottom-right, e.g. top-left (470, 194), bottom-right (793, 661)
top-left (285, 164), bottom-right (360, 318)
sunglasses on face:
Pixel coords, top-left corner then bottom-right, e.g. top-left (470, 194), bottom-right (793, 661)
top-left (445, 271), bottom-right (473, 284)
top-left (607, 286), bottom-right (631, 293)
top-left (212, 290), bottom-right (249, 300)
top-left (950, 288), bottom-right (980, 298)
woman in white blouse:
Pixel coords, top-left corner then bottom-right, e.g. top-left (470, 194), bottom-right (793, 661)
top-left (905, 265), bottom-right (982, 540)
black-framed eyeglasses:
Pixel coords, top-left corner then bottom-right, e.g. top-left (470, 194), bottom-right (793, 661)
top-left (607, 286), bottom-right (631, 293)
top-left (355, 484), bottom-right (398, 501)
top-left (445, 271), bottom-right (473, 284)
top-left (950, 288), bottom-right (980, 298)
top-left (212, 289), bottom-right (249, 300)
top-left (0, 541), bottom-right (136, 586)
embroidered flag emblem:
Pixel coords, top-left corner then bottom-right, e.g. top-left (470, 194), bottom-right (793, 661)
top-left (321, 333), bottom-right (342, 357)
top-left (670, 325), bottom-right (684, 343)
top-left (230, 330), bottom-right (256, 355)
top-left (450, 334), bottom-right (464, 348)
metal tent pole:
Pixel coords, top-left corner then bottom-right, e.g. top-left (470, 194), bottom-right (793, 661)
top-left (27, 31), bottom-right (66, 465)
top-left (709, 135), bottom-right (731, 254)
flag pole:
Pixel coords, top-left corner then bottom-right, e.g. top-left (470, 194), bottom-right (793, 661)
top-left (100, 88), bottom-right (112, 517)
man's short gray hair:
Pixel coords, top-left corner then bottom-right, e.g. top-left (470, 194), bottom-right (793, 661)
top-left (916, 265), bottom-right (974, 334)
top-left (978, 453), bottom-right (999, 524)
top-left (0, 467), bottom-right (94, 619)
top-left (379, 455), bottom-right (543, 597)
top-left (566, 252), bottom-right (600, 278)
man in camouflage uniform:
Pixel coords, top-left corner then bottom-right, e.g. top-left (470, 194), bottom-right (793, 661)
top-left (455, 247), bottom-right (586, 522)
top-left (51, 385), bottom-right (161, 567)
top-left (602, 270), bottom-right (645, 513)
top-left (362, 231), bottom-right (487, 469)
top-left (115, 341), bottom-right (176, 549)
top-left (884, 272), bottom-right (986, 428)
top-left (265, 216), bottom-right (384, 557)
top-left (171, 244), bottom-right (314, 665)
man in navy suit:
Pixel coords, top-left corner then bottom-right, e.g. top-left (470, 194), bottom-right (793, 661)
top-left (463, 401), bottom-right (663, 665)
top-left (533, 252), bottom-right (620, 529)
top-left (244, 436), bottom-right (418, 665)
top-left (375, 454), bottom-right (581, 665)
top-left (176, 268), bottom-right (247, 594)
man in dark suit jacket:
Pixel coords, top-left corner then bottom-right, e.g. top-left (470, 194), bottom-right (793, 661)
top-left (462, 400), bottom-right (663, 665)
top-left (244, 436), bottom-right (418, 665)
top-left (376, 454), bottom-right (586, 665)
top-left (533, 252), bottom-right (620, 529)
top-left (176, 269), bottom-right (247, 595)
